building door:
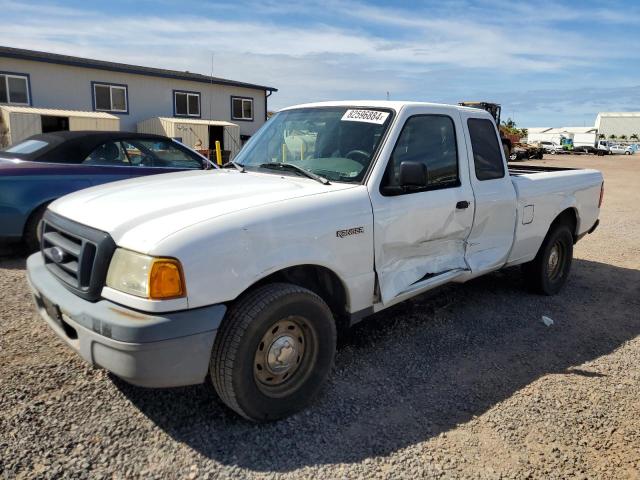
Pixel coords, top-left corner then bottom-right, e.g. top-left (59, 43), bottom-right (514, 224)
top-left (208, 125), bottom-right (227, 162)
top-left (41, 116), bottom-right (69, 133)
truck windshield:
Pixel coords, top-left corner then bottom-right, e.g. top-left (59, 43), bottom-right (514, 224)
top-left (234, 107), bottom-right (393, 183)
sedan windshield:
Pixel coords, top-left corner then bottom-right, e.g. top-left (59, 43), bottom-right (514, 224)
top-left (234, 107), bottom-right (393, 183)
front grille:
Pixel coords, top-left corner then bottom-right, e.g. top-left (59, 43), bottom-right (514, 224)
top-left (41, 211), bottom-right (116, 301)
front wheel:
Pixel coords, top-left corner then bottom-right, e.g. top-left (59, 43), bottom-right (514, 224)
top-left (210, 283), bottom-right (336, 421)
top-left (522, 224), bottom-right (574, 295)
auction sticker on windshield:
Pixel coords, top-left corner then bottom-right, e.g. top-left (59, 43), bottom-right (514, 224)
top-left (341, 109), bottom-right (389, 124)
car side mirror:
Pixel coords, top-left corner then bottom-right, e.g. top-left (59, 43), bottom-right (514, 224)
top-left (400, 161), bottom-right (428, 188)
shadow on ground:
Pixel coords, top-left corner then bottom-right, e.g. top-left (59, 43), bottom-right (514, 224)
top-left (109, 258), bottom-right (639, 471)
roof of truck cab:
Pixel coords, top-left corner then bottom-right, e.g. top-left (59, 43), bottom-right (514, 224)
top-left (279, 100), bottom-right (486, 113)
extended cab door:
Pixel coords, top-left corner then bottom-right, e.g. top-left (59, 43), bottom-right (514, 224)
top-left (459, 111), bottom-right (517, 274)
top-left (368, 106), bottom-right (475, 304)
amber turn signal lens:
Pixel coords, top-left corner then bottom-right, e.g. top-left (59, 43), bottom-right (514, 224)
top-left (149, 259), bottom-right (185, 299)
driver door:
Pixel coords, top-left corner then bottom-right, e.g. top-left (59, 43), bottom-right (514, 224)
top-left (368, 107), bottom-right (475, 304)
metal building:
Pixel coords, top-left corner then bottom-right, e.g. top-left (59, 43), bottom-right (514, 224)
top-left (0, 106), bottom-right (119, 147)
top-left (595, 112), bottom-right (640, 138)
top-left (137, 117), bottom-right (241, 160)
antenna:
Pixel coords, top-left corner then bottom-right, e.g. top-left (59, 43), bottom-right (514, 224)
top-left (209, 52), bottom-right (214, 121)
top-left (386, 91), bottom-right (390, 101)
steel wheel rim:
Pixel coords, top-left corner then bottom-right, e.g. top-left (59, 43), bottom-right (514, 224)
top-left (547, 241), bottom-right (564, 281)
top-left (254, 316), bottom-right (316, 397)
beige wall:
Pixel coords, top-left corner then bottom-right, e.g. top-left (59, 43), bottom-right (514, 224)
top-left (0, 58), bottom-right (268, 137)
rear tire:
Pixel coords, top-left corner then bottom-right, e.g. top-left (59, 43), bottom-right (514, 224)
top-left (210, 283), bottom-right (336, 421)
top-left (522, 224), bottom-right (574, 295)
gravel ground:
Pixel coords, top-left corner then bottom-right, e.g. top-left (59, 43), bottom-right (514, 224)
top-left (1, 154), bottom-right (639, 479)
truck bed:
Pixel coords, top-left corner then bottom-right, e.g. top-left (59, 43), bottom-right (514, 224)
top-left (509, 164), bottom-right (577, 176)
top-left (506, 165), bottom-right (603, 266)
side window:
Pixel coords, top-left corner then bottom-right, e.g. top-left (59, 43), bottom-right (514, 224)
top-left (82, 142), bottom-right (129, 166)
top-left (382, 115), bottom-right (459, 194)
top-left (467, 118), bottom-right (505, 181)
top-left (128, 139), bottom-right (203, 169)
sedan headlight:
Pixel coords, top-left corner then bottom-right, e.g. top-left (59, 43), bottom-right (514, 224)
top-left (106, 249), bottom-right (186, 300)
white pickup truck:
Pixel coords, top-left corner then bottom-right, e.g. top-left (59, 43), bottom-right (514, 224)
top-left (27, 101), bottom-right (603, 421)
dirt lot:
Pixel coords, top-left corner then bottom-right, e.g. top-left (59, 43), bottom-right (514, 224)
top-left (1, 154), bottom-right (639, 479)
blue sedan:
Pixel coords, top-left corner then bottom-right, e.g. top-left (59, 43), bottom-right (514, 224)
top-left (0, 131), bottom-right (213, 250)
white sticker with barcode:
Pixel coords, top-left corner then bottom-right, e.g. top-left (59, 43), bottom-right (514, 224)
top-left (341, 109), bottom-right (389, 124)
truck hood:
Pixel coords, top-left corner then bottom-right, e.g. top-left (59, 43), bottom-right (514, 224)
top-left (50, 169), bottom-right (357, 250)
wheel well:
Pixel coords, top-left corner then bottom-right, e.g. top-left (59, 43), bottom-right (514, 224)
top-left (250, 265), bottom-right (349, 324)
top-left (23, 201), bottom-right (52, 237)
top-left (550, 208), bottom-right (578, 242)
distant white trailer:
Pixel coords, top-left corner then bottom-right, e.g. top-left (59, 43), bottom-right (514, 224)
top-left (526, 128), bottom-right (573, 145)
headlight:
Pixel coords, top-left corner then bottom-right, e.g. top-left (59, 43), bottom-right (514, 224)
top-left (106, 249), bottom-right (186, 300)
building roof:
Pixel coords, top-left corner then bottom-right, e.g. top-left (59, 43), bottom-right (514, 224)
top-left (561, 127), bottom-right (597, 134)
top-left (156, 117), bottom-right (238, 127)
top-left (0, 46), bottom-right (277, 92)
top-left (596, 112), bottom-right (640, 117)
top-left (0, 105), bottom-right (119, 119)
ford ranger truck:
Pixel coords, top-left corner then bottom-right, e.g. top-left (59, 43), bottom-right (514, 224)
top-left (27, 101), bottom-right (603, 421)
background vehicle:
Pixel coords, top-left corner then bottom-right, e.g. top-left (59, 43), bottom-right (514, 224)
top-left (0, 131), bottom-right (212, 250)
top-left (539, 141), bottom-right (563, 154)
top-left (609, 144), bottom-right (635, 155)
top-left (509, 144), bottom-right (544, 161)
top-left (27, 101), bottom-right (603, 421)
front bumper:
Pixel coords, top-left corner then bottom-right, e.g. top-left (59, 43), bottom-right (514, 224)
top-left (26, 253), bottom-right (226, 388)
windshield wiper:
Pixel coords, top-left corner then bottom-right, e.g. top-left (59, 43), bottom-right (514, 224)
top-left (259, 162), bottom-right (330, 185)
top-left (223, 160), bottom-right (245, 172)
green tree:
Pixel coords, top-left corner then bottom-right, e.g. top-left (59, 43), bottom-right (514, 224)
top-left (609, 134), bottom-right (617, 140)
top-left (620, 134), bottom-right (627, 141)
top-left (598, 133), bottom-right (606, 140)
top-left (630, 133), bottom-right (639, 141)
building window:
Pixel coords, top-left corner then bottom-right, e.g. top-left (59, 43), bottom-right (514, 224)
top-left (0, 72), bottom-right (30, 105)
top-left (231, 96), bottom-right (253, 121)
top-left (174, 90), bottom-right (200, 117)
top-left (92, 82), bottom-right (128, 113)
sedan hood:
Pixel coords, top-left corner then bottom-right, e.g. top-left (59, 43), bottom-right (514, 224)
top-left (50, 169), bottom-right (356, 250)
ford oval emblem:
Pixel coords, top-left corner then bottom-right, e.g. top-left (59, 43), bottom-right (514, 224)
top-left (50, 246), bottom-right (66, 264)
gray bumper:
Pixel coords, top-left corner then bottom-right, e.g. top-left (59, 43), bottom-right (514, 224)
top-left (26, 253), bottom-right (226, 388)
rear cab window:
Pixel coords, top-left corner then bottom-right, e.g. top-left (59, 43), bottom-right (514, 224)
top-left (467, 118), bottom-right (505, 181)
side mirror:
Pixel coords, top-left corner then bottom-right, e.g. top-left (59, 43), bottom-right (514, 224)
top-left (400, 161), bottom-right (428, 187)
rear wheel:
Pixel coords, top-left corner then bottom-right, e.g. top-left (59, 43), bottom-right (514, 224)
top-left (522, 224), bottom-right (574, 295)
top-left (210, 283), bottom-right (336, 421)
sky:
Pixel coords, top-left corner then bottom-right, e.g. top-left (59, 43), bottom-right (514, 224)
top-left (1, 0), bottom-right (639, 127)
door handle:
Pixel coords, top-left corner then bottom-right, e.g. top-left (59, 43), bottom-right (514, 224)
top-left (456, 200), bottom-right (470, 209)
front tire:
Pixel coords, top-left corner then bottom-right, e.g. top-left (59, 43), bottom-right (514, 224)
top-left (210, 283), bottom-right (336, 421)
top-left (24, 204), bottom-right (49, 252)
top-left (522, 224), bottom-right (574, 295)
